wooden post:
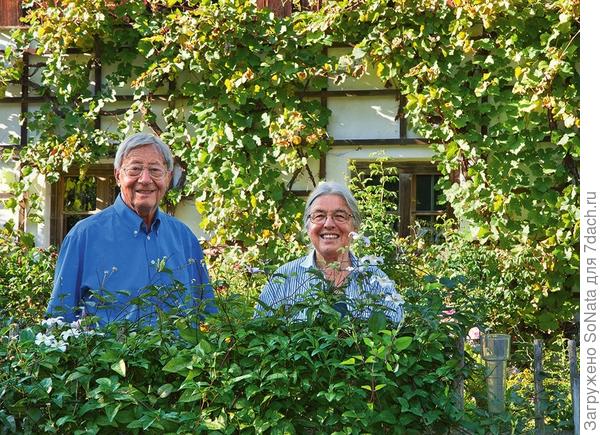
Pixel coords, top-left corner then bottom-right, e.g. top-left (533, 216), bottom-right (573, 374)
top-left (533, 339), bottom-right (545, 435)
top-left (568, 339), bottom-right (579, 435)
top-left (453, 336), bottom-right (465, 411)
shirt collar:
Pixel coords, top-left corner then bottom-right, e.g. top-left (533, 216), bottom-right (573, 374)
top-left (114, 194), bottom-right (162, 235)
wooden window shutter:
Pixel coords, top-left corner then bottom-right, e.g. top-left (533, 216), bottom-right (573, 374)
top-left (0, 0), bottom-right (22, 27)
top-left (255, 0), bottom-right (292, 17)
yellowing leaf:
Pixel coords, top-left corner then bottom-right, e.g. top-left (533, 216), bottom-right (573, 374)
top-left (493, 195), bottom-right (504, 212)
top-left (514, 66), bottom-right (522, 78)
top-left (111, 359), bottom-right (126, 377)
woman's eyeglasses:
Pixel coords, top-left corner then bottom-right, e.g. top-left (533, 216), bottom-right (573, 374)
top-left (309, 210), bottom-right (353, 224)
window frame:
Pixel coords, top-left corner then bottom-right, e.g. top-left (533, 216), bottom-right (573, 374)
top-left (50, 164), bottom-right (117, 246)
top-left (353, 161), bottom-right (446, 238)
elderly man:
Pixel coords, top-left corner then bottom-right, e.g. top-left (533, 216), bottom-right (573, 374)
top-left (48, 132), bottom-right (215, 325)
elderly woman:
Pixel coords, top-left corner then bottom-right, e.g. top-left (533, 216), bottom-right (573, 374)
top-left (256, 181), bottom-right (404, 323)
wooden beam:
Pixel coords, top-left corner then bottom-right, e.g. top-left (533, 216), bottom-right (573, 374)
top-left (332, 138), bottom-right (429, 146)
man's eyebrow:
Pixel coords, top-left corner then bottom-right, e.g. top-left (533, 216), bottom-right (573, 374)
top-left (311, 208), bottom-right (349, 213)
top-left (124, 159), bottom-right (165, 165)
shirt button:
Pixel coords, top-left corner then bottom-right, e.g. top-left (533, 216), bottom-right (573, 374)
top-left (133, 230), bottom-right (138, 235)
top-left (147, 235), bottom-right (151, 240)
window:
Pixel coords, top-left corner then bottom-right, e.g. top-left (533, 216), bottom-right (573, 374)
top-left (355, 162), bottom-right (446, 238)
top-left (50, 165), bottom-right (119, 246)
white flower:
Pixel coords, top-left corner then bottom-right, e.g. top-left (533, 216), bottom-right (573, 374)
top-left (360, 255), bottom-right (384, 265)
top-left (41, 317), bottom-right (65, 329)
top-left (35, 332), bottom-right (46, 345)
top-left (35, 332), bottom-right (64, 350)
top-left (371, 275), bottom-right (395, 289)
top-left (349, 232), bottom-right (371, 247)
top-left (384, 293), bottom-right (405, 305)
top-left (246, 266), bottom-right (263, 274)
top-left (60, 328), bottom-right (81, 341)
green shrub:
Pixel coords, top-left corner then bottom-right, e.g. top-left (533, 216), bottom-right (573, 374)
top-left (0, 221), bottom-right (56, 326)
top-left (1, 285), bottom-right (472, 434)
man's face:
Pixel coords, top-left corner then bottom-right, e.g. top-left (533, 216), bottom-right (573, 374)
top-left (114, 144), bottom-right (171, 224)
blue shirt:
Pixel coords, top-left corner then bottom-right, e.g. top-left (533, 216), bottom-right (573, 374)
top-left (48, 194), bottom-right (215, 325)
top-left (256, 251), bottom-right (404, 323)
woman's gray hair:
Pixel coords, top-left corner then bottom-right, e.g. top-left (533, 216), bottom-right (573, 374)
top-left (114, 132), bottom-right (174, 171)
top-left (303, 181), bottom-right (362, 231)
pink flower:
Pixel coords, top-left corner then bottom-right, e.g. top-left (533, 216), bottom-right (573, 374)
top-left (442, 309), bottom-right (456, 316)
top-left (468, 327), bottom-right (481, 341)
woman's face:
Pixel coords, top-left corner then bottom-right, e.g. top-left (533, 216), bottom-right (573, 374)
top-left (307, 194), bottom-right (356, 263)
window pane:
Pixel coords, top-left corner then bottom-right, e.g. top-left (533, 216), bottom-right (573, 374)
top-left (416, 175), bottom-right (433, 211)
top-left (433, 175), bottom-right (444, 210)
top-left (64, 176), bottom-right (96, 212)
top-left (416, 175), bottom-right (444, 211)
top-left (65, 214), bottom-right (89, 234)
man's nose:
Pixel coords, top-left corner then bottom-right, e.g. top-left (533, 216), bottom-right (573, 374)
top-left (137, 168), bottom-right (153, 182)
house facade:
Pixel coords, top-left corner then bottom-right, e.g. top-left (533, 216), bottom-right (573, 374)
top-left (0, 0), bottom-right (441, 248)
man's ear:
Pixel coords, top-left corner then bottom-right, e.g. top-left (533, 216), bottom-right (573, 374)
top-left (114, 168), bottom-right (121, 187)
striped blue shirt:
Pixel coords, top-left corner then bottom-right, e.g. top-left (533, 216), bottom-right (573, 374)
top-left (256, 250), bottom-right (404, 323)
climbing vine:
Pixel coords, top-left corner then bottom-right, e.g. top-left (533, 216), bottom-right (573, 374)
top-left (0, 0), bottom-right (579, 330)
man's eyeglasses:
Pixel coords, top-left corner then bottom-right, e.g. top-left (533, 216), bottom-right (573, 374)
top-left (309, 210), bottom-right (353, 224)
top-left (121, 165), bottom-right (168, 179)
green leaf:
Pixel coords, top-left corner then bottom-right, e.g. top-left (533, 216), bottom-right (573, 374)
top-left (394, 336), bottom-right (413, 352)
top-left (105, 403), bottom-right (121, 423)
top-left (40, 377), bottom-right (52, 394)
top-left (98, 349), bottom-right (121, 364)
top-left (162, 355), bottom-right (191, 374)
top-left (340, 357), bottom-right (355, 366)
top-left (179, 388), bottom-right (203, 403)
top-left (157, 383), bottom-right (174, 398)
top-left (368, 310), bottom-right (386, 333)
top-left (56, 415), bottom-right (75, 427)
